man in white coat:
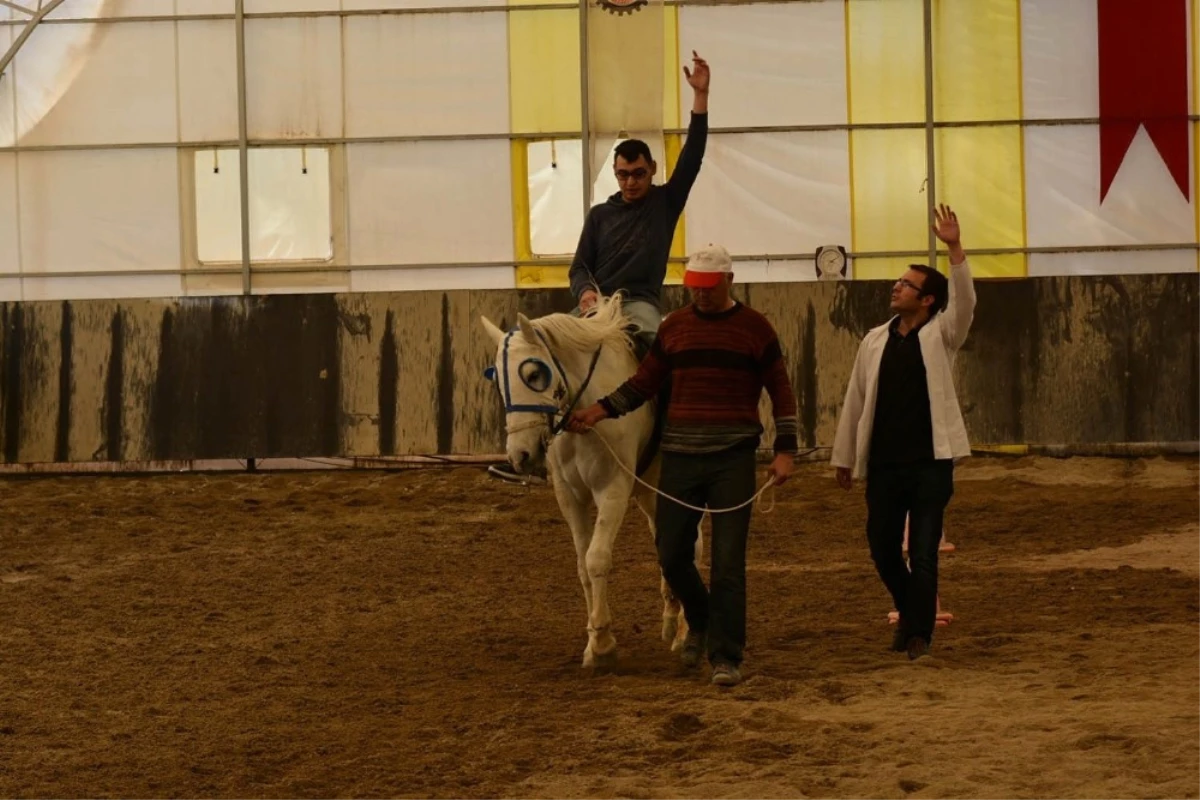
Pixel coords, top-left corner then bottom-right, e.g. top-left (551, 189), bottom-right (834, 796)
top-left (831, 204), bottom-right (975, 661)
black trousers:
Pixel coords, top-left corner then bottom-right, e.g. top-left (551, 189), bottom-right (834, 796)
top-left (865, 460), bottom-right (954, 643)
top-left (655, 444), bottom-right (757, 666)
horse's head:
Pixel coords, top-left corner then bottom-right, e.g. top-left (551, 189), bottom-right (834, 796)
top-left (480, 312), bottom-right (569, 476)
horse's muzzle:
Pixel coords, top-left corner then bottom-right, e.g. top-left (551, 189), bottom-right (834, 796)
top-left (510, 442), bottom-right (548, 475)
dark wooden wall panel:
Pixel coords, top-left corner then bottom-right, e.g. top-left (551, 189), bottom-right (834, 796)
top-left (0, 273), bottom-right (1193, 464)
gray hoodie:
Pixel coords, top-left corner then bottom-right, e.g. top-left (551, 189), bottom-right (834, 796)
top-left (567, 112), bottom-right (709, 308)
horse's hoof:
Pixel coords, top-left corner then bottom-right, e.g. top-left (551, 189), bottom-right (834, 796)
top-left (661, 616), bottom-right (679, 644)
top-left (589, 649), bottom-right (619, 674)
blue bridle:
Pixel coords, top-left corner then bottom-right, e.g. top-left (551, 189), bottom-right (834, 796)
top-left (484, 328), bottom-right (603, 436)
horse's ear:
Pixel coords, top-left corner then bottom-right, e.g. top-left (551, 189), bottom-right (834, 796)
top-left (516, 313), bottom-right (538, 344)
top-left (479, 316), bottom-right (504, 346)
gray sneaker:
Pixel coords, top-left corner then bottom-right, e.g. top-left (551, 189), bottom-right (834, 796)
top-left (680, 630), bottom-right (705, 668)
top-left (711, 661), bottom-right (742, 687)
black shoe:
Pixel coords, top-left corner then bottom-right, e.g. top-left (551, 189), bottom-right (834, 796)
top-left (906, 635), bottom-right (931, 661)
top-left (680, 630), bottom-right (705, 669)
top-left (487, 462), bottom-right (547, 486)
top-left (890, 625), bottom-right (908, 653)
top-left (711, 661), bottom-right (742, 687)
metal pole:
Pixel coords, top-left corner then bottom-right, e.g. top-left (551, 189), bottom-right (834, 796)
top-left (235, 0), bottom-right (252, 295)
top-left (4, 114), bottom-right (1199, 155)
top-left (578, 0), bottom-right (592, 218)
top-left (923, 0), bottom-right (937, 267)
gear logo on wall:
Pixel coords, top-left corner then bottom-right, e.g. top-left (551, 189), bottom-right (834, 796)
top-left (597, 0), bottom-right (647, 15)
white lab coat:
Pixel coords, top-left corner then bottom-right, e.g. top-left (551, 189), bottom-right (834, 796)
top-left (831, 259), bottom-right (977, 479)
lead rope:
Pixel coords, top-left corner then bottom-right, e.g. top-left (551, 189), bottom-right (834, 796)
top-left (583, 428), bottom-right (777, 514)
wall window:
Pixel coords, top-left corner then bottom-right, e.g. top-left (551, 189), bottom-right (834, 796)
top-left (194, 147), bottom-right (333, 263)
top-left (526, 139), bottom-right (620, 257)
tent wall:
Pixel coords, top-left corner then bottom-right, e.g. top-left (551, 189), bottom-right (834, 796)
top-left (0, 0), bottom-right (1195, 301)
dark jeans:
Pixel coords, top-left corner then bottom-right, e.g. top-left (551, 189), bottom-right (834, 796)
top-left (655, 443), bottom-right (757, 666)
top-left (866, 459), bottom-right (954, 643)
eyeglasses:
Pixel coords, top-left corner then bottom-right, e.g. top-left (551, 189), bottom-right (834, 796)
top-left (615, 168), bottom-right (649, 183)
top-left (895, 278), bottom-right (925, 294)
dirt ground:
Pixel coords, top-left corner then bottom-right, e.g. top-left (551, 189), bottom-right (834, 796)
top-left (0, 455), bottom-right (1196, 799)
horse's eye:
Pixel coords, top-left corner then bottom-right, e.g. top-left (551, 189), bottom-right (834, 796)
top-left (518, 359), bottom-right (552, 392)
top-left (483, 366), bottom-right (497, 382)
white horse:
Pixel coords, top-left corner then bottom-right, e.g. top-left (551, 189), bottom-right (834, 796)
top-left (480, 296), bottom-right (696, 671)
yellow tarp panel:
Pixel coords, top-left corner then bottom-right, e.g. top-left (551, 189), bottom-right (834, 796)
top-left (508, 6), bottom-right (581, 135)
top-left (849, 129), bottom-right (929, 280)
top-left (510, 140), bottom-right (532, 262)
top-left (515, 264), bottom-right (571, 288)
top-left (847, 0), bottom-right (926, 278)
top-left (846, 0), bottom-right (925, 126)
top-left (935, 126), bottom-right (1025, 278)
top-left (933, 0), bottom-right (1026, 277)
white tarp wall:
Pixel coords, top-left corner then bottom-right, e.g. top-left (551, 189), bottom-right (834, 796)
top-left (0, 0), bottom-right (1196, 302)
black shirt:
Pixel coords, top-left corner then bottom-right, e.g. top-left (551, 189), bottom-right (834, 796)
top-left (869, 317), bottom-right (935, 466)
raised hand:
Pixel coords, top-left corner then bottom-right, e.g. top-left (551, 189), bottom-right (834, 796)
top-left (932, 203), bottom-right (960, 245)
top-left (683, 51), bottom-right (709, 94)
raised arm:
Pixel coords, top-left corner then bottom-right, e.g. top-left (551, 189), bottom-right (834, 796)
top-left (665, 52), bottom-right (710, 211)
top-left (932, 204), bottom-right (976, 351)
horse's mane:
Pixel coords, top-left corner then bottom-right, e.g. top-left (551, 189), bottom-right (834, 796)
top-left (529, 294), bottom-right (636, 355)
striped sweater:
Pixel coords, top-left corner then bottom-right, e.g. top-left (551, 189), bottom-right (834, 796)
top-left (599, 302), bottom-right (799, 455)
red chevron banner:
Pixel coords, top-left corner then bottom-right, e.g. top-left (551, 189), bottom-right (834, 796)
top-left (1097, 0), bottom-right (1191, 202)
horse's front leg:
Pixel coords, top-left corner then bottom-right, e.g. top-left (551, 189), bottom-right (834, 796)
top-left (550, 459), bottom-right (597, 668)
top-left (661, 521), bottom-right (705, 652)
top-left (585, 479), bottom-right (634, 672)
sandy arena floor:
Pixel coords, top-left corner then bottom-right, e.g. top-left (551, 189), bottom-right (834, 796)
top-left (0, 455), bottom-right (1196, 799)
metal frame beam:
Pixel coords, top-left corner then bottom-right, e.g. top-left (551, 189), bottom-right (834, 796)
top-left (0, 0), bottom-right (68, 79)
top-left (0, 242), bottom-right (1194, 282)
top-left (234, 0), bottom-right (252, 295)
top-left (923, 0), bottom-right (938, 266)
top-left (0, 0), bottom-right (818, 27)
top-left (5, 116), bottom-right (1196, 155)
top-left (578, 0), bottom-right (592, 219)
top-left (0, 1), bottom-right (35, 17)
